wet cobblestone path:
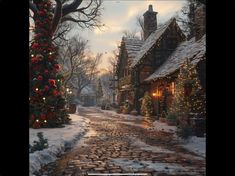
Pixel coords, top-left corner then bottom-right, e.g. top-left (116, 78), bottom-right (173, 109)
top-left (38, 107), bottom-right (205, 176)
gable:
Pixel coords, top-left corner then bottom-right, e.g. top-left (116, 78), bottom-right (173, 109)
top-left (131, 17), bottom-right (186, 69)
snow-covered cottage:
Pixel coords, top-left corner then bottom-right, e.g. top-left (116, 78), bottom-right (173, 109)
top-left (80, 86), bottom-right (96, 106)
top-left (116, 4), bottom-right (206, 116)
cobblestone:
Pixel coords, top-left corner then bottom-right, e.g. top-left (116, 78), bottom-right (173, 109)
top-left (37, 107), bottom-right (205, 176)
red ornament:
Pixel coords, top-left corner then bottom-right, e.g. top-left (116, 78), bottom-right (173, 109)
top-left (32, 43), bottom-right (39, 49)
top-left (31, 57), bottom-right (39, 64)
top-left (52, 90), bottom-right (59, 96)
top-left (44, 69), bottom-right (49, 74)
top-left (44, 85), bottom-right (49, 92)
top-left (31, 114), bottom-right (35, 120)
top-left (38, 10), bottom-right (46, 16)
top-left (54, 64), bottom-right (60, 71)
top-left (40, 114), bottom-right (46, 120)
top-left (37, 75), bottom-right (43, 81)
top-left (48, 56), bottom-right (53, 61)
top-left (48, 79), bottom-right (56, 87)
top-left (32, 121), bottom-right (41, 128)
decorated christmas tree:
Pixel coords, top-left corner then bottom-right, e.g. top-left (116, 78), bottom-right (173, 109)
top-left (141, 91), bottom-right (153, 117)
top-left (170, 59), bottom-right (206, 127)
top-left (29, 0), bottom-right (70, 128)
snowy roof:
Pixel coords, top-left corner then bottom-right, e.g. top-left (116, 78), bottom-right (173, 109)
top-left (131, 18), bottom-right (176, 68)
top-left (123, 37), bottom-right (144, 60)
top-left (145, 35), bottom-right (206, 82)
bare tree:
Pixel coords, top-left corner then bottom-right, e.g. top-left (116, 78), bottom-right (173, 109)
top-left (122, 30), bottom-right (138, 38)
top-left (136, 15), bottom-right (144, 40)
top-left (176, 0), bottom-right (203, 39)
top-left (58, 36), bottom-right (88, 88)
top-left (29, 0), bottom-right (103, 38)
top-left (69, 53), bottom-right (102, 98)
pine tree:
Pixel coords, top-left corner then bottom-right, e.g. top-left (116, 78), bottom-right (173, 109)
top-left (170, 59), bottom-right (206, 127)
top-left (29, 0), bottom-right (69, 128)
top-left (141, 91), bottom-right (153, 117)
top-left (96, 79), bottom-right (103, 105)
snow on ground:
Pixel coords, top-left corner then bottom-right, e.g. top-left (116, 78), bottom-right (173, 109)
top-left (109, 158), bottom-right (199, 175)
top-left (152, 120), bottom-right (205, 157)
top-left (180, 136), bottom-right (206, 157)
top-left (129, 137), bottom-right (174, 154)
top-left (152, 120), bottom-right (177, 133)
top-left (78, 106), bottom-right (205, 158)
top-left (29, 114), bottom-right (90, 176)
top-left (90, 106), bottom-right (144, 120)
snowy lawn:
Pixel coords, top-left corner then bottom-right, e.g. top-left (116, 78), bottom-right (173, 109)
top-left (29, 114), bottom-right (90, 176)
top-left (152, 120), bottom-right (205, 158)
top-left (180, 136), bottom-right (206, 157)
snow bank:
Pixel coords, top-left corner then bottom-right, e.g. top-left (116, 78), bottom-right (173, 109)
top-left (152, 120), bottom-right (205, 157)
top-left (29, 114), bottom-right (90, 176)
top-left (180, 136), bottom-right (206, 157)
top-left (152, 120), bottom-right (177, 133)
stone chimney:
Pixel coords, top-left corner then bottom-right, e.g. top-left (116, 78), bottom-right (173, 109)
top-left (195, 4), bottom-right (206, 40)
top-left (143, 5), bottom-right (158, 40)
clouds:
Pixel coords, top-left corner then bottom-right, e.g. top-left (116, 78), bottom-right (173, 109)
top-left (74, 1), bottom-right (186, 69)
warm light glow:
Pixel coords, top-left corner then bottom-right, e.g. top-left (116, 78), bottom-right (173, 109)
top-left (35, 88), bottom-right (39, 91)
top-left (31, 54), bottom-right (34, 57)
top-left (44, 120), bottom-right (47, 123)
top-left (172, 82), bottom-right (175, 95)
top-left (49, 52), bottom-right (52, 55)
top-left (66, 88), bottom-right (70, 92)
top-left (43, 97), bottom-right (46, 100)
top-left (57, 79), bottom-right (60, 82)
top-left (36, 119), bottom-right (39, 122)
top-left (152, 89), bottom-right (162, 98)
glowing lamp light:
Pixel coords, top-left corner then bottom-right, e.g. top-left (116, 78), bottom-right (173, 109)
top-left (35, 88), bottom-right (39, 91)
top-left (66, 88), bottom-right (70, 92)
top-left (36, 119), bottom-right (39, 122)
top-left (57, 79), bottom-right (60, 82)
top-left (44, 120), bottom-right (47, 123)
top-left (49, 52), bottom-right (52, 55)
top-left (31, 54), bottom-right (34, 57)
top-left (43, 97), bottom-right (46, 101)
top-left (152, 93), bottom-right (157, 97)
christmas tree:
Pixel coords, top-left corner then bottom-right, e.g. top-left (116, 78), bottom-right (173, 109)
top-left (141, 91), bottom-right (153, 117)
top-left (170, 59), bottom-right (206, 127)
top-left (29, 0), bottom-right (69, 128)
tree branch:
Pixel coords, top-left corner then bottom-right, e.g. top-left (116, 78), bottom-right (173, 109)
top-left (51, 0), bottom-right (62, 35)
top-left (62, 0), bottom-right (83, 17)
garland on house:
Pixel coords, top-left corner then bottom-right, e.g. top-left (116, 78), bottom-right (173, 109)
top-left (169, 59), bottom-right (206, 127)
top-left (29, 0), bottom-right (70, 128)
top-left (141, 91), bottom-right (154, 117)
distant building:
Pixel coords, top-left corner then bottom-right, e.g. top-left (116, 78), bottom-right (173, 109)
top-left (80, 86), bottom-right (96, 106)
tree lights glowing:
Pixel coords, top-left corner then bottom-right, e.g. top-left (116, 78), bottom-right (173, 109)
top-left (169, 59), bottom-right (206, 127)
top-left (29, 0), bottom-right (69, 128)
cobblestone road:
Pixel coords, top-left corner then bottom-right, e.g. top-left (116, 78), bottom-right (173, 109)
top-left (38, 107), bottom-right (205, 176)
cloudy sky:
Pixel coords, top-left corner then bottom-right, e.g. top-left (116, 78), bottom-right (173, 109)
top-left (70, 0), bottom-right (187, 69)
